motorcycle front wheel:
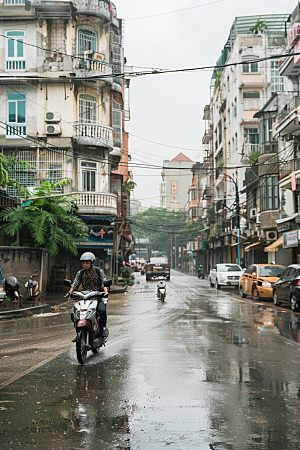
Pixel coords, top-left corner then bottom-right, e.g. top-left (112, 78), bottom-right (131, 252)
top-left (76, 329), bottom-right (88, 365)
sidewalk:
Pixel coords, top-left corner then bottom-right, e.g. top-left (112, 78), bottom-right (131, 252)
top-left (0, 283), bottom-right (128, 321)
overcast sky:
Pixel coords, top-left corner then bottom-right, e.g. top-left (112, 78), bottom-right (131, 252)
top-left (117, 0), bottom-right (296, 209)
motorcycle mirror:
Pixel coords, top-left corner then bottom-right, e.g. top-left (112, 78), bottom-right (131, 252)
top-left (64, 279), bottom-right (72, 287)
top-left (104, 279), bottom-right (112, 288)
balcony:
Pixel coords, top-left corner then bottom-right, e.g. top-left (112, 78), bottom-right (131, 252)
top-left (243, 143), bottom-right (259, 156)
top-left (73, 123), bottom-right (113, 148)
top-left (279, 158), bottom-right (300, 190)
top-left (259, 141), bottom-right (278, 155)
top-left (202, 128), bottom-right (212, 144)
top-left (273, 96), bottom-right (300, 139)
top-left (76, 192), bottom-right (117, 215)
top-left (73, 56), bottom-right (112, 75)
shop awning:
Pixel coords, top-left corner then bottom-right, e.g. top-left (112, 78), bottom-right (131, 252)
top-left (244, 241), bottom-right (261, 252)
top-left (264, 235), bottom-right (283, 252)
top-left (231, 239), bottom-right (249, 247)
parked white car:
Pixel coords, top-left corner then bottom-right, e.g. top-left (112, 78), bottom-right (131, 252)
top-left (209, 263), bottom-right (243, 290)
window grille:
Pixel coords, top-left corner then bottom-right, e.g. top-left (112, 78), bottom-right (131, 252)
top-left (6, 149), bottom-right (66, 197)
top-left (5, 0), bottom-right (25, 4)
top-left (78, 29), bottom-right (96, 55)
top-left (110, 29), bottom-right (122, 74)
top-left (271, 61), bottom-right (284, 92)
top-left (112, 99), bottom-right (122, 147)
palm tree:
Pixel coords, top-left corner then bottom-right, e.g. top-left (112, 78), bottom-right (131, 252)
top-left (0, 181), bottom-right (88, 255)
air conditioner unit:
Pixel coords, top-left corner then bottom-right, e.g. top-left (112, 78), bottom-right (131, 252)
top-left (250, 208), bottom-right (257, 219)
top-left (46, 124), bottom-right (62, 135)
top-left (45, 111), bottom-right (61, 123)
top-left (256, 214), bottom-right (261, 224)
top-left (266, 230), bottom-right (277, 241)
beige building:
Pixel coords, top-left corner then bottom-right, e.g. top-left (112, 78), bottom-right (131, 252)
top-left (0, 0), bottom-right (131, 275)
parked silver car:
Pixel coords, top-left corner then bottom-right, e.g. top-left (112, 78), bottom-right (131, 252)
top-left (209, 263), bottom-right (243, 290)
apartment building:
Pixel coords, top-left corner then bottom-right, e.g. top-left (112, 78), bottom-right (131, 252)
top-left (0, 0), bottom-right (131, 276)
top-left (160, 152), bottom-right (194, 211)
top-left (207, 14), bottom-right (289, 267)
top-left (271, 2), bottom-right (300, 265)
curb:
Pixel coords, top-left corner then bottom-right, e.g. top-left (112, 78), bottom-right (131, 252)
top-left (0, 304), bottom-right (51, 320)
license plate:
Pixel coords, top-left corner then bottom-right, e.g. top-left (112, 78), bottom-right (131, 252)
top-left (230, 282), bottom-right (238, 285)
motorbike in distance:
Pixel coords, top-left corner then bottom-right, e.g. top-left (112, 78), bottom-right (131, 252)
top-left (197, 265), bottom-right (205, 279)
top-left (156, 276), bottom-right (167, 302)
top-left (64, 278), bottom-right (112, 365)
top-left (25, 269), bottom-right (40, 302)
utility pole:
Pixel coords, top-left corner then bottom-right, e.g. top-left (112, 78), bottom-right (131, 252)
top-left (224, 173), bottom-right (240, 266)
top-left (170, 233), bottom-right (173, 268)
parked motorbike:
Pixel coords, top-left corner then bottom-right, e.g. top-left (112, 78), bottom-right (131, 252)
top-left (156, 276), bottom-right (167, 303)
top-left (64, 279), bottom-right (112, 365)
top-left (197, 266), bottom-right (205, 279)
top-left (5, 276), bottom-right (21, 305)
top-left (25, 270), bottom-right (40, 302)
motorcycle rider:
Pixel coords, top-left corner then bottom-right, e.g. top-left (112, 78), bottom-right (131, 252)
top-left (69, 252), bottom-right (109, 341)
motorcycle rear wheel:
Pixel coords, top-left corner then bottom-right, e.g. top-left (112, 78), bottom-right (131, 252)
top-left (76, 329), bottom-right (88, 365)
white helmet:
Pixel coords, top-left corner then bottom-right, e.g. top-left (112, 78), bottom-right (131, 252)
top-left (80, 252), bottom-right (96, 265)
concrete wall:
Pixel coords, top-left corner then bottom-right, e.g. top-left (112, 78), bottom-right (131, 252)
top-left (0, 247), bottom-right (49, 300)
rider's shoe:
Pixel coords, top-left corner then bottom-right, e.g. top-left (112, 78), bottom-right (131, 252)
top-left (102, 327), bottom-right (109, 341)
top-left (71, 336), bottom-right (77, 342)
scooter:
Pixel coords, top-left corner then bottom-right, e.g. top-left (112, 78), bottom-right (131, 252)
top-left (25, 270), bottom-right (40, 302)
top-left (64, 279), bottom-right (112, 365)
top-left (4, 276), bottom-right (21, 307)
top-left (156, 276), bottom-right (167, 303)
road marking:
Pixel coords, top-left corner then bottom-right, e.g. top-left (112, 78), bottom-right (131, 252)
top-left (0, 349), bottom-right (64, 390)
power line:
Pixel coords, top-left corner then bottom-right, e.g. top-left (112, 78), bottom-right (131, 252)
top-left (126, 0), bottom-right (225, 20)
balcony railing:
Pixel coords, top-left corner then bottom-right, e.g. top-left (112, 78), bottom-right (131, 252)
top-left (73, 57), bottom-right (112, 74)
top-left (279, 158), bottom-right (300, 180)
top-left (243, 143), bottom-right (259, 156)
top-left (76, 192), bottom-right (117, 215)
top-left (259, 141), bottom-right (278, 155)
top-left (73, 123), bottom-right (113, 148)
top-left (275, 96), bottom-right (300, 124)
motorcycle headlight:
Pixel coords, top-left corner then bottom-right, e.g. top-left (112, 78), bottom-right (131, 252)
top-left (262, 281), bottom-right (271, 288)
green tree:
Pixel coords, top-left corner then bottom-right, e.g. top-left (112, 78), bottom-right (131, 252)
top-left (131, 208), bottom-right (208, 260)
top-left (0, 181), bottom-right (88, 255)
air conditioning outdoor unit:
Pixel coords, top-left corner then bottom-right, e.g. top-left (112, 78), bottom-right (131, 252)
top-left (45, 111), bottom-right (61, 123)
top-left (250, 208), bottom-right (257, 219)
top-left (46, 124), bottom-right (62, 135)
top-left (266, 230), bottom-right (277, 241)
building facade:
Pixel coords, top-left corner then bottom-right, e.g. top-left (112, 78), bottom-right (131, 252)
top-left (0, 0), bottom-right (132, 278)
top-left (160, 152), bottom-right (194, 211)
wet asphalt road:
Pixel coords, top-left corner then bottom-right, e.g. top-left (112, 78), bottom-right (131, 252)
top-left (1, 270), bottom-right (300, 449)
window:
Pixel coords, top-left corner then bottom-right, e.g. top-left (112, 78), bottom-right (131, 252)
top-left (7, 93), bottom-right (26, 138)
top-left (5, 0), bottom-right (25, 4)
top-left (242, 62), bottom-right (259, 73)
top-left (112, 98), bottom-right (122, 148)
top-left (78, 29), bottom-right (96, 55)
top-left (81, 161), bottom-right (97, 192)
top-left (79, 94), bottom-right (97, 123)
top-left (260, 175), bottom-right (279, 211)
top-left (271, 61), bottom-right (284, 92)
top-left (244, 128), bottom-right (259, 144)
top-left (6, 31), bottom-right (25, 70)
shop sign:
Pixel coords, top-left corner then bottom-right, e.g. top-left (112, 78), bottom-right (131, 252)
top-left (283, 230), bottom-right (300, 248)
top-left (277, 222), bottom-right (290, 233)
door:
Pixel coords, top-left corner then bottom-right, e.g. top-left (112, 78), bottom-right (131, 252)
top-left (276, 268), bottom-right (291, 303)
top-left (244, 265), bottom-right (256, 295)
